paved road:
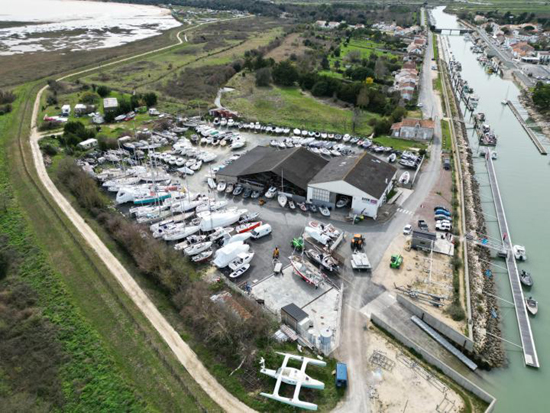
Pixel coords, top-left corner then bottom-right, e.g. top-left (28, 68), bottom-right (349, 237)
top-left (333, 29), bottom-right (444, 412)
top-left (29, 17), bottom-right (257, 413)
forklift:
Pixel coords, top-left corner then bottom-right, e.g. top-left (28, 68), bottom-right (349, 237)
top-left (351, 234), bottom-right (365, 251)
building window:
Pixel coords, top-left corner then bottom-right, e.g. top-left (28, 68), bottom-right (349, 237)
top-left (311, 188), bottom-right (330, 202)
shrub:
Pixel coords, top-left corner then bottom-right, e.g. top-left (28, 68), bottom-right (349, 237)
top-left (255, 67), bottom-right (272, 87)
top-left (96, 85), bottom-right (111, 98)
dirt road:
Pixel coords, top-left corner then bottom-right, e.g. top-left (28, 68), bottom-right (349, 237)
top-left (29, 18), bottom-right (255, 413)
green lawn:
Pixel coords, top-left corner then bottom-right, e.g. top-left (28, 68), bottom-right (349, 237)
top-left (374, 135), bottom-right (428, 151)
top-left (441, 119), bottom-right (452, 151)
top-left (224, 75), bottom-right (379, 135)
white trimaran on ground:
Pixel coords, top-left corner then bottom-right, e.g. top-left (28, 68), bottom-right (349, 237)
top-left (260, 352), bottom-right (326, 411)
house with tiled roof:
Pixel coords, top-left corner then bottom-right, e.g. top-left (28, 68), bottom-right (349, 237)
top-left (391, 118), bottom-right (435, 141)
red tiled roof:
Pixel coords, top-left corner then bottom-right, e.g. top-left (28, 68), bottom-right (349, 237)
top-left (391, 118), bottom-right (435, 130)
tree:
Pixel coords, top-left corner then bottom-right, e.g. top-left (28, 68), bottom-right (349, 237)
top-left (532, 82), bottom-right (550, 110)
top-left (345, 50), bottom-right (361, 64)
top-left (96, 85), bottom-right (111, 98)
top-left (373, 118), bottom-right (392, 136)
top-left (390, 106), bottom-right (407, 122)
top-left (255, 67), bottom-right (272, 87)
top-left (143, 92), bottom-right (157, 108)
top-left (321, 55), bottom-right (330, 70)
top-left (374, 58), bottom-right (388, 80)
top-left (312, 81), bottom-right (329, 97)
top-left (272, 61), bottom-right (299, 87)
top-left (356, 87), bottom-right (370, 108)
top-left (81, 92), bottom-right (98, 105)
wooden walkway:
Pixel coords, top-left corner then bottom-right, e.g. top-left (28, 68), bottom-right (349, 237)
top-left (486, 153), bottom-right (540, 368)
top-left (507, 101), bottom-right (547, 155)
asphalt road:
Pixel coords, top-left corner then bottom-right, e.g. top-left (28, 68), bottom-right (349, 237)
top-left (333, 30), bottom-right (443, 412)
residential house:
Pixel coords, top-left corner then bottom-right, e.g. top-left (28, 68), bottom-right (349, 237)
top-left (391, 118), bottom-right (435, 141)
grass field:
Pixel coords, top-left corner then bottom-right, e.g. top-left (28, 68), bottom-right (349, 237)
top-left (441, 119), bottom-right (452, 151)
top-left (374, 135), bottom-right (427, 151)
top-left (445, 2), bottom-right (550, 16)
top-left (225, 74), bottom-right (379, 135)
top-left (2, 82), bottom-right (218, 411)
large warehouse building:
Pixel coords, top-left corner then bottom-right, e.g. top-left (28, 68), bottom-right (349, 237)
top-left (307, 152), bottom-right (397, 219)
top-left (217, 146), bottom-right (397, 218)
top-left (217, 146), bottom-right (328, 197)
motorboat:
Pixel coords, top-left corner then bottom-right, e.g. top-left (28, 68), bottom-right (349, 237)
top-left (191, 249), bottom-right (213, 263)
top-left (190, 160), bottom-right (203, 171)
top-left (228, 252), bottom-right (255, 271)
top-left (224, 232), bottom-right (252, 246)
top-left (184, 241), bottom-right (213, 256)
top-left (217, 181), bottom-right (227, 192)
top-left (225, 183), bottom-right (234, 194)
top-left (297, 202), bottom-right (308, 212)
top-left (399, 171), bottom-right (410, 185)
top-left (304, 226), bottom-right (331, 246)
top-left (491, 152), bottom-right (497, 160)
top-left (288, 200), bottom-right (296, 210)
top-left (239, 212), bottom-right (259, 224)
top-left (520, 270), bottom-right (533, 288)
top-left (289, 256), bottom-right (324, 288)
top-left (319, 206), bottom-right (330, 217)
top-left (320, 148), bottom-right (331, 156)
top-left (513, 245), bottom-right (527, 261)
top-left (213, 241), bottom-right (250, 268)
top-left (335, 197), bottom-right (349, 208)
top-left (251, 190), bottom-right (261, 199)
top-left (305, 249), bottom-right (339, 272)
top-left (387, 153), bottom-right (397, 163)
top-left (278, 194), bottom-right (288, 208)
top-left (207, 227), bottom-right (233, 242)
top-left (174, 234), bottom-right (207, 251)
top-left (526, 296), bottom-right (538, 316)
top-left (229, 263), bottom-right (251, 279)
top-left (308, 221), bottom-right (341, 239)
top-left (235, 221), bottom-right (263, 234)
top-left (230, 139), bottom-right (246, 150)
top-left (265, 186), bottom-right (278, 199)
top-left (178, 166), bottom-right (195, 176)
top-left (233, 184), bottom-right (243, 196)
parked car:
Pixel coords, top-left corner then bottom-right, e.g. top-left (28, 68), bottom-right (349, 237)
top-left (435, 214), bottom-right (452, 221)
top-left (403, 225), bottom-right (412, 236)
top-left (418, 219), bottom-right (429, 231)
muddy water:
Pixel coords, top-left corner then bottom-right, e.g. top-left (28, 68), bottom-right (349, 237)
top-left (1, 0), bottom-right (180, 55)
top-left (432, 6), bottom-right (549, 412)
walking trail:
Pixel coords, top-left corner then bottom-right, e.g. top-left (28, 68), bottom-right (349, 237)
top-left (29, 17), bottom-right (255, 413)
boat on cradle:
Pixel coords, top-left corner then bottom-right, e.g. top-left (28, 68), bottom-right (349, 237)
top-left (217, 181), bottom-right (227, 192)
top-left (288, 200), bottom-right (296, 210)
top-left (163, 225), bottom-right (201, 242)
top-left (297, 202), bottom-right (308, 212)
top-left (184, 241), bottom-right (213, 256)
top-left (513, 245), bottom-right (527, 261)
top-left (520, 270), bottom-right (533, 287)
top-left (192, 249), bottom-right (213, 263)
top-left (200, 210), bottom-right (245, 232)
top-left (526, 296), bottom-right (538, 316)
top-left (305, 248), bottom-right (339, 272)
top-left (229, 263), bottom-right (251, 279)
top-left (235, 221), bottom-right (262, 234)
top-left (289, 256), bottom-right (324, 288)
top-left (225, 183), bottom-right (234, 194)
top-left (319, 206), bottom-right (330, 217)
top-left (278, 194), bottom-right (288, 208)
top-left (399, 171), bottom-right (410, 185)
top-left (174, 234), bottom-right (207, 251)
top-left (228, 252), bottom-right (255, 271)
top-left (238, 212), bottom-right (260, 224)
top-left (308, 221), bottom-right (341, 239)
top-left (207, 227), bottom-right (233, 242)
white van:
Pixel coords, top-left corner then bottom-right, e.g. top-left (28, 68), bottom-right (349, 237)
top-left (250, 224), bottom-right (272, 239)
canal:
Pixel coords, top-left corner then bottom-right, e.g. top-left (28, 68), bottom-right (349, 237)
top-left (432, 6), bottom-right (549, 413)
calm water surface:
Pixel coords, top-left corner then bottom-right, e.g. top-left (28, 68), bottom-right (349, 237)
top-left (0, 0), bottom-right (180, 55)
top-left (432, 6), bottom-right (549, 412)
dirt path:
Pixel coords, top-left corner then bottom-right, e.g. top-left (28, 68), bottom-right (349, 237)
top-left (29, 18), bottom-right (255, 413)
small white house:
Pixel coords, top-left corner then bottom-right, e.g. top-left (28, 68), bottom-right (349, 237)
top-left (307, 152), bottom-right (397, 219)
top-left (61, 104), bottom-right (71, 116)
top-left (78, 138), bottom-right (98, 150)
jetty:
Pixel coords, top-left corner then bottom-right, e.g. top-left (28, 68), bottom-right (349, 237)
top-left (506, 101), bottom-right (547, 155)
top-left (485, 152), bottom-right (540, 368)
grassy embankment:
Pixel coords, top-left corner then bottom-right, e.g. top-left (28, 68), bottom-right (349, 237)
top-left (441, 119), bottom-right (452, 152)
top-left (1, 82), bottom-right (218, 411)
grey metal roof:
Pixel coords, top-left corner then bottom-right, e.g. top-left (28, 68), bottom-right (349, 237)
top-left (281, 303), bottom-right (308, 322)
top-left (218, 146), bottom-right (328, 191)
top-left (412, 230), bottom-right (436, 241)
top-left (310, 152), bottom-right (397, 199)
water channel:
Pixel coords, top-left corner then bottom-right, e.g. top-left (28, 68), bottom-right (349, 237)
top-left (432, 6), bottom-right (549, 412)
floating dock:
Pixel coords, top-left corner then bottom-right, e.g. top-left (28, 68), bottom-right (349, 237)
top-left (485, 153), bottom-right (540, 368)
top-left (506, 101), bottom-right (547, 155)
